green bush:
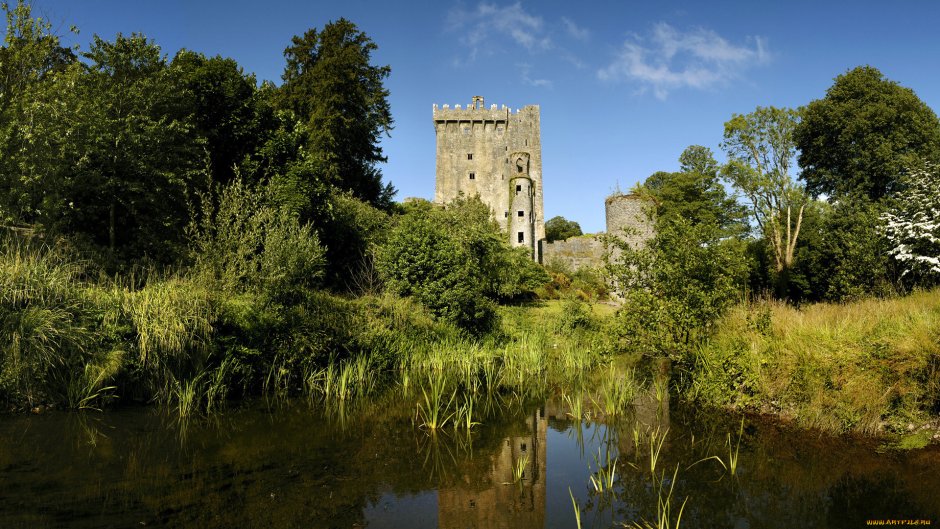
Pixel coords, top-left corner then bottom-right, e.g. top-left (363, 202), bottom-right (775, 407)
top-left (606, 216), bottom-right (748, 360)
top-left (378, 200), bottom-right (497, 335)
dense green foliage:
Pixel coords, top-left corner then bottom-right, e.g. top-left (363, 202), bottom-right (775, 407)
top-left (277, 18), bottom-right (394, 208)
top-left (378, 198), bottom-right (548, 334)
top-left (795, 66), bottom-right (940, 201)
top-left (639, 145), bottom-right (746, 236)
top-left (545, 215), bottom-right (583, 241)
top-left (2, 1), bottom-right (940, 446)
top-left (606, 216), bottom-right (749, 361)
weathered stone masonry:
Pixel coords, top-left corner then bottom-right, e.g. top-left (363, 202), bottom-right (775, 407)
top-left (433, 96), bottom-right (545, 259)
top-left (540, 193), bottom-right (653, 271)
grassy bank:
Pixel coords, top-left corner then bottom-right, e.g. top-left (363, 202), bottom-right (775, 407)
top-left (0, 237), bottom-right (637, 419)
top-left (685, 290), bottom-right (940, 439)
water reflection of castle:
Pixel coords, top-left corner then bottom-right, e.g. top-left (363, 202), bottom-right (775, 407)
top-left (438, 408), bottom-right (547, 529)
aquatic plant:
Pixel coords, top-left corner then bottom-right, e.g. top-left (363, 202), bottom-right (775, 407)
top-left (630, 464), bottom-right (688, 529)
top-left (513, 453), bottom-right (530, 483)
top-left (594, 365), bottom-right (638, 418)
top-left (569, 488), bottom-right (583, 529)
top-left (648, 426), bottom-right (669, 475)
top-left (416, 373), bottom-right (456, 430)
top-left (588, 447), bottom-right (618, 493)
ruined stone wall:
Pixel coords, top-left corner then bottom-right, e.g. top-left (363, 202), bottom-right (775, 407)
top-left (540, 235), bottom-right (606, 271)
top-left (433, 97), bottom-right (545, 258)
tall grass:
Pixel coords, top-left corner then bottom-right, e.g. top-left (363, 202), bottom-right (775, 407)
top-left (687, 290), bottom-right (940, 435)
top-left (0, 239), bottom-right (95, 406)
top-left (121, 276), bottom-right (214, 400)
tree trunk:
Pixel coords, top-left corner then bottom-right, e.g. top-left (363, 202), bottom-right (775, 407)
top-left (109, 200), bottom-right (116, 250)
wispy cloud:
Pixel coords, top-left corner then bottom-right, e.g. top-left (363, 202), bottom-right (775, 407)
top-left (561, 16), bottom-right (589, 41)
top-left (598, 22), bottom-right (770, 99)
top-left (449, 2), bottom-right (551, 60)
top-left (519, 63), bottom-right (552, 88)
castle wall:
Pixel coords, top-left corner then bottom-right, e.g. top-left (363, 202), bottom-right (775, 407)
top-left (433, 98), bottom-right (545, 258)
top-left (540, 235), bottom-right (606, 271)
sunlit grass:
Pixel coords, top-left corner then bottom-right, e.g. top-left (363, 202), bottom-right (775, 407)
top-left (689, 289), bottom-right (940, 436)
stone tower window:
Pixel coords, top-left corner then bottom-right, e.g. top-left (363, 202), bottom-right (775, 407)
top-left (467, 153), bottom-right (473, 160)
top-left (504, 211), bottom-right (508, 218)
top-left (518, 232), bottom-right (524, 243)
top-left (517, 210), bottom-right (524, 217)
top-left (516, 184), bottom-right (522, 194)
top-left (469, 172), bottom-right (475, 180)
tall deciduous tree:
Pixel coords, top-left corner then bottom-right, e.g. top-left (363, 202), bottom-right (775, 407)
top-left (25, 33), bottom-right (201, 260)
top-left (0, 0), bottom-right (75, 224)
top-left (794, 66), bottom-right (940, 202)
top-left (641, 145), bottom-right (747, 237)
top-left (172, 50), bottom-right (275, 187)
top-left (721, 106), bottom-right (806, 274)
top-left (545, 216), bottom-right (583, 241)
top-left (278, 19), bottom-right (394, 208)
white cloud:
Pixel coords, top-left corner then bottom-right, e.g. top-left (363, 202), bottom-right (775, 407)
top-left (519, 63), bottom-right (552, 88)
top-left (449, 2), bottom-right (551, 60)
top-left (598, 23), bottom-right (770, 99)
top-left (561, 16), bottom-right (589, 41)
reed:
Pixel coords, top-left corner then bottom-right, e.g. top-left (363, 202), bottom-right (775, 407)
top-left (631, 464), bottom-right (688, 529)
top-left (727, 417), bottom-right (744, 477)
top-left (416, 373), bottom-right (456, 430)
top-left (569, 488), bottom-right (583, 529)
top-left (588, 447), bottom-right (618, 493)
top-left (594, 365), bottom-right (638, 418)
top-left (648, 426), bottom-right (669, 475)
top-left (513, 453), bottom-right (530, 483)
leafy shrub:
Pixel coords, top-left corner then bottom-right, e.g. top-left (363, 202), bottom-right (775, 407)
top-left (378, 200), bottom-right (497, 335)
top-left (606, 216), bottom-right (748, 360)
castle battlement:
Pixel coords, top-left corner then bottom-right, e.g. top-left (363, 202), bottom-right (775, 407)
top-left (432, 97), bottom-right (538, 122)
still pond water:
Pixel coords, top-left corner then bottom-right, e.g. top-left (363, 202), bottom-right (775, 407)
top-left (1, 390), bottom-right (939, 528)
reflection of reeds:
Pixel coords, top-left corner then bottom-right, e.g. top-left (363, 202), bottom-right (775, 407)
top-left (630, 463), bottom-right (688, 529)
top-left (588, 447), bottom-right (618, 493)
top-left (513, 453), bottom-right (530, 483)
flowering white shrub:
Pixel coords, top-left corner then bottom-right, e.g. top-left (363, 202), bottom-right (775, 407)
top-left (880, 163), bottom-right (940, 282)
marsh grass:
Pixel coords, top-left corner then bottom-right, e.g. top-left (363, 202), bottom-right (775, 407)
top-left (416, 374), bottom-right (456, 430)
top-left (629, 464), bottom-right (688, 529)
top-left (513, 453), bottom-right (530, 483)
top-left (588, 447), bottom-right (618, 493)
top-left (593, 365), bottom-right (638, 418)
top-left (0, 239), bottom-right (95, 406)
top-left (688, 290), bottom-right (940, 435)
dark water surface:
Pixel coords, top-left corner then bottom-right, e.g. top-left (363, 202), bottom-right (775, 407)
top-left (1, 391), bottom-right (938, 528)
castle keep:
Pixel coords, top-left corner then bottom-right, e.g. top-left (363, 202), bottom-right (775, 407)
top-left (433, 96), bottom-right (545, 258)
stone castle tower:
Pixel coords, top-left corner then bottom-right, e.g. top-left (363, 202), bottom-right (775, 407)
top-left (433, 96), bottom-right (545, 259)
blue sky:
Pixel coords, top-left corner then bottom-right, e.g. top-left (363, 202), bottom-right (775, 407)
top-left (25, 0), bottom-right (940, 232)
